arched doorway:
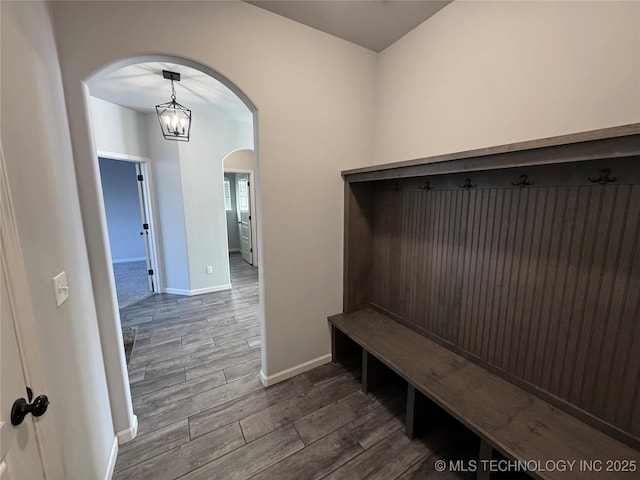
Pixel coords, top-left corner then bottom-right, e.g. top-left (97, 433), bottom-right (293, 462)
top-left (81, 55), bottom-right (263, 444)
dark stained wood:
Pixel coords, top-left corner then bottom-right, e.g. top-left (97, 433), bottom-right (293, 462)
top-left (344, 154), bottom-right (640, 445)
top-left (329, 309), bottom-right (640, 479)
top-left (476, 440), bottom-right (493, 480)
top-left (343, 181), bottom-right (374, 313)
top-left (342, 123), bottom-right (640, 181)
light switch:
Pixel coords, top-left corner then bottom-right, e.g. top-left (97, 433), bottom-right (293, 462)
top-left (52, 271), bottom-right (69, 307)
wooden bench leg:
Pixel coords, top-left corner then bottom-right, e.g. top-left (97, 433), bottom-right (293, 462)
top-left (406, 384), bottom-right (427, 440)
top-left (476, 440), bottom-right (493, 480)
top-left (362, 350), bottom-right (384, 394)
top-left (331, 324), bottom-right (348, 364)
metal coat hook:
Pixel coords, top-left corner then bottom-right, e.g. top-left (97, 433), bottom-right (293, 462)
top-left (588, 168), bottom-right (616, 185)
top-left (511, 174), bottom-right (531, 188)
top-left (419, 181), bottom-right (432, 191)
top-left (391, 182), bottom-right (401, 192)
top-left (458, 178), bottom-right (476, 190)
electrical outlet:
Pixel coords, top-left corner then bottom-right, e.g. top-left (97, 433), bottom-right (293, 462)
top-left (52, 271), bottom-right (69, 307)
top-left (206, 265), bottom-right (213, 274)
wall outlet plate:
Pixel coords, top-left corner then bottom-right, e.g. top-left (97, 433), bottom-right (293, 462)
top-left (206, 266), bottom-right (213, 274)
top-left (52, 271), bottom-right (69, 307)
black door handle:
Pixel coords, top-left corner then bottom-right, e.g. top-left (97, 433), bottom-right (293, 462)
top-left (11, 387), bottom-right (49, 426)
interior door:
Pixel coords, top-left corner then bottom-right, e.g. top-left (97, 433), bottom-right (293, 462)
top-left (236, 173), bottom-right (253, 265)
top-left (1, 255), bottom-right (46, 480)
top-left (135, 163), bottom-right (155, 292)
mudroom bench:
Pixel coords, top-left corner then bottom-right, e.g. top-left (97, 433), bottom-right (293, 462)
top-left (329, 308), bottom-right (640, 479)
top-left (331, 125), bottom-right (640, 479)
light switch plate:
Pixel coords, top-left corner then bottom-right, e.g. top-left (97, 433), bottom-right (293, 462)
top-left (52, 271), bottom-right (69, 307)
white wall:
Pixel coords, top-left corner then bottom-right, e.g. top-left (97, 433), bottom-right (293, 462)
top-left (225, 149), bottom-right (256, 171)
top-left (99, 158), bottom-right (146, 262)
top-left (375, 0), bottom-right (640, 164)
top-left (91, 96), bottom-right (150, 158)
top-left (145, 114), bottom-right (190, 292)
top-left (179, 113), bottom-right (253, 292)
top-left (144, 111), bottom-right (253, 294)
top-left (1, 2), bottom-right (116, 478)
top-left (51, 1), bottom-right (376, 383)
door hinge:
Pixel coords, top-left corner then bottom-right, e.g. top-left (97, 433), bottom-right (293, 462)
top-left (143, 223), bottom-right (149, 230)
top-left (248, 215), bottom-right (251, 220)
top-left (247, 181), bottom-right (250, 187)
top-left (148, 269), bottom-right (154, 275)
top-left (137, 174), bottom-right (144, 181)
top-left (250, 248), bottom-right (253, 253)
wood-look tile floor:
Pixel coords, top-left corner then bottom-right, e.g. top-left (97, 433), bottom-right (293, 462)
top-left (115, 254), bottom-right (476, 479)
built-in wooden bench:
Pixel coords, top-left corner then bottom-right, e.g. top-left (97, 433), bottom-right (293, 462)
top-left (329, 308), bottom-right (640, 479)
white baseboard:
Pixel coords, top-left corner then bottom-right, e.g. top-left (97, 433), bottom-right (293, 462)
top-left (259, 354), bottom-right (332, 387)
top-left (191, 284), bottom-right (232, 295)
top-left (112, 257), bottom-right (146, 264)
top-left (104, 436), bottom-right (118, 480)
top-left (116, 415), bottom-right (138, 444)
top-left (164, 284), bottom-right (232, 296)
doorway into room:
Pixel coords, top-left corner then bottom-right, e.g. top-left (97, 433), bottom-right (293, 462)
top-left (223, 169), bottom-right (257, 267)
top-left (98, 157), bottom-right (157, 308)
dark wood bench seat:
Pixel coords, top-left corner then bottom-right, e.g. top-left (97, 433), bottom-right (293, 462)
top-left (329, 308), bottom-right (640, 480)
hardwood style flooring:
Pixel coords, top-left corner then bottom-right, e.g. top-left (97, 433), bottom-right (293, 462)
top-left (115, 254), bottom-right (477, 479)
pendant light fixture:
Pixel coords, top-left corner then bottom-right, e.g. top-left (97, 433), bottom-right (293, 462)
top-left (156, 70), bottom-right (192, 142)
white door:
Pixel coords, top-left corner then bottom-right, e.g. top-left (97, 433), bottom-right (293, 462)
top-left (135, 163), bottom-right (156, 292)
top-left (0, 273), bottom-right (45, 480)
top-left (236, 174), bottom-right (253, 265)
top-left (0, 145), bottom-right (47, 479)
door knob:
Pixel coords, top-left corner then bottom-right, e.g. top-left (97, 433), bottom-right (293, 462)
top-left (11, 387), bottom-right (49, 426)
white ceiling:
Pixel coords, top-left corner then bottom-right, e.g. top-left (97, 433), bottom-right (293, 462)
top-left (246, 0), bottom-right (452, 52)
top-left (89, 2), bottom-right (452, 116)
top-left (89, 62), bottom-right (252, 121)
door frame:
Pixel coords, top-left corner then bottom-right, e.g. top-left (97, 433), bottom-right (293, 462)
top-left (224, 168), bottom-right (258, 267)
top-left (0, 142), bottom-right (64, 478)
top-left (97, 150), bottom-right (161, 294)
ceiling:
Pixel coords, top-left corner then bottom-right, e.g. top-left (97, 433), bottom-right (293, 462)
top-left (90, 2), bottom-right (452, 116)
top-left (246, 0), bottom-right (452, 52)
top-left (89, 62), bottom-right (252, 121)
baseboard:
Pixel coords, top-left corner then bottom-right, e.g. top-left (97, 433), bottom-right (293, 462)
top-left (190, 284), bottom-right (232, 295)
top-left (259, 353), bottom-right (332, 386)
top-left (164, 284), bottom-right (232, 296)
top-left (116, 415), bottom-right (138, 444)
top-left (104, 435), bottom-right (118, 480)
top-left (112, 257), bottom-right (146, 264)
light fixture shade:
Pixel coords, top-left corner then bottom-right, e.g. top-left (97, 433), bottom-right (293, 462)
top-left (156, 100), bottom-right (191, 142)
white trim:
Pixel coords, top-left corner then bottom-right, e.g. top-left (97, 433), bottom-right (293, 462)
top-left (191, 284), bottom-right (232, 295)
top-left (164, 284), bottom-right (232, 296)
top-left (112, 257), bottom-right (146, 264)
top-left (259, 354), bottom-right (332, 387)
top-left (116, 415), bottom-right (138, 444)
top-left (103, 436), bottom-right (118, 480)
top-left (97, 149), bottom-right (150, 163)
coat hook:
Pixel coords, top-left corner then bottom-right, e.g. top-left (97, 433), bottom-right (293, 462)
top-left (511, 174), bottom-right (531, 188)
top-left (588, 168), bottom-right (616, 185)
top-left (391, 182), bottom-right (401, 192)
top-left (458, 178), bottom-right (476, 190)
top-left (419, 181), bottom-right (432, 191)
